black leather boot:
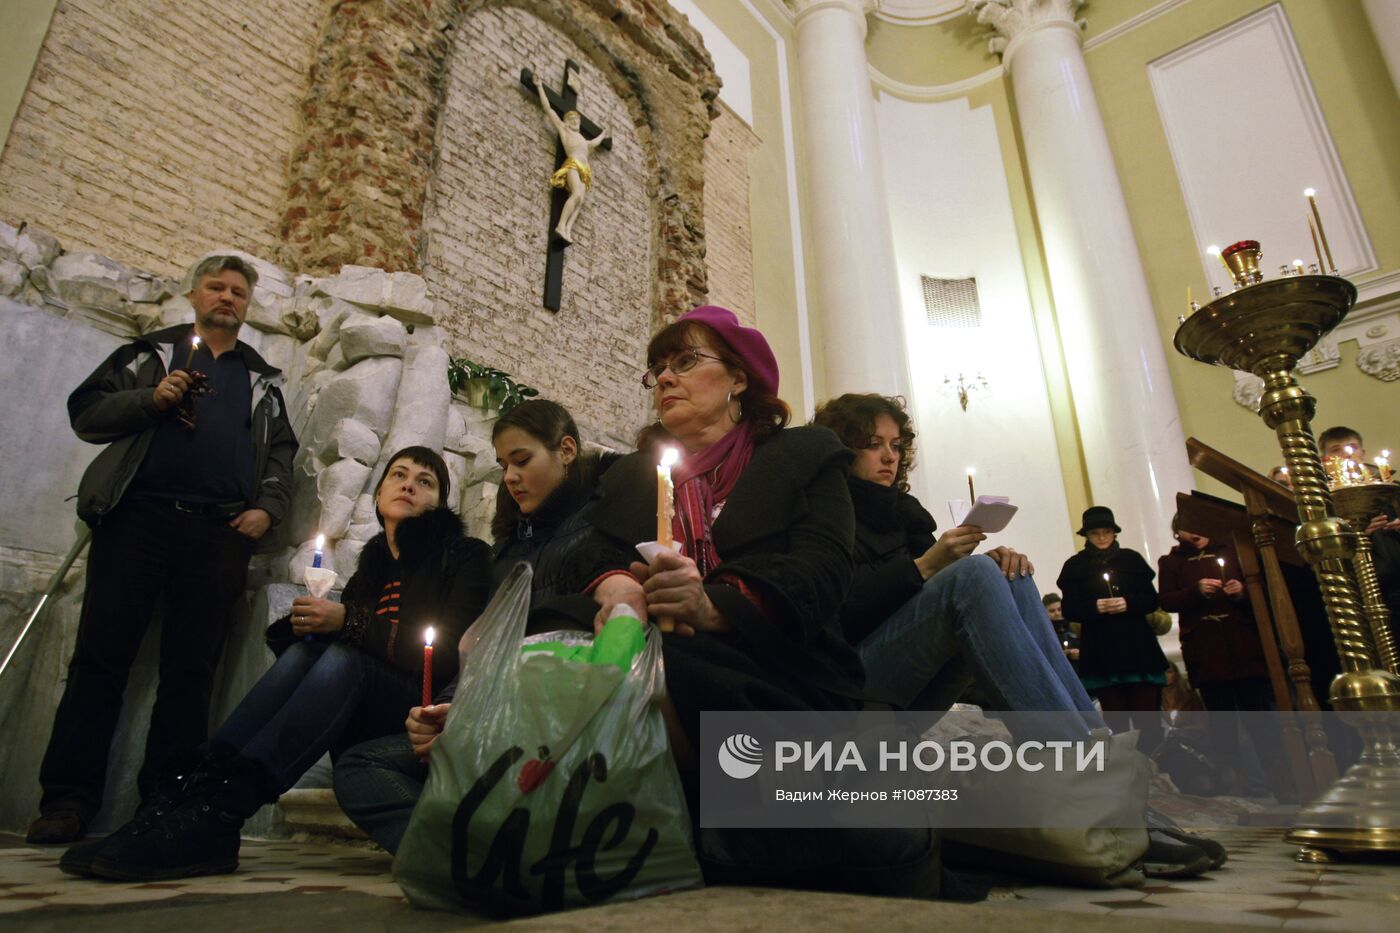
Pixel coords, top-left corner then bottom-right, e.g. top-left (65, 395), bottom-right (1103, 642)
top-left (60, 747), bottom-right (216, 877)
top-left (89, 755), bottom-right (278, 882)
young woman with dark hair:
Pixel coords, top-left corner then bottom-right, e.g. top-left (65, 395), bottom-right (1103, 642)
top-left (812, 393), bottom-right (1099, 733)
top-left (333, 401), bottom-right (618, 853)
top-left (66, 446), bottom-right (492, 881)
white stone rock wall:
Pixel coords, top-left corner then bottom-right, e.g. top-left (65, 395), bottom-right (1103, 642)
top-left (0, 223), bottom-right (508, 832)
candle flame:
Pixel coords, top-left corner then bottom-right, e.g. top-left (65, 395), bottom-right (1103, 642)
top-left (1103, 573), bottom-right (1110, 581)
top-left (1206, 245), bottom-right (1222, 257)
top-left (314, 533), bottom-right (324, 550)
top-left (1383, 450), bottom-right (1391, 459)
top-left (1293, 259), bottom-right (1304, 268)
top-left (966, 466), bottom-right (976, 477)
top-left (659, 447), bottom-right (680, 469)
top-left (1345, 446), bottom-right (1355, 456)
top-left (1304, 187), bottom-right (1317, 197)
top-left (192, 335), bottom-right (201, 348)
top-left (424, 626), bottom-right (435, 647)
top-left (1217, 557), bottom-right (1226, 567)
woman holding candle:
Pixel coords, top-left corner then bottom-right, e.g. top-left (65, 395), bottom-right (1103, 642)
top-left (73, 446), bottom-right (491, 881)
top-left (1157, 515), bottom-right (1275, 796)
top-left (333, 402), bottom-right (621, 853)
top-left (563, 309), bottom-right (945, 894)
top-left (1057, 507), bottom-right (1168, 755)
top-left (812, 393), bottom-right (1101, 733)
top-left (577, 307), bottom-right (865, 742)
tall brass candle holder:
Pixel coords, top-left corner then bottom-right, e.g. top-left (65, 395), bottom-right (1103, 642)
top-left (1174, 257), bottom-right (1400, 862)
top-left (1330, 482), bottom-right (1399, 676)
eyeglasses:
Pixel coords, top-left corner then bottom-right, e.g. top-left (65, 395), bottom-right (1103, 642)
top-left (641, 348), bottom-right (725, 388)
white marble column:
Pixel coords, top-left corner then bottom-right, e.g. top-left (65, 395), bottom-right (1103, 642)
top-left (973, 0), bottom-right (1194, 561)
top-left (792, 0), bottom-right (910, 400)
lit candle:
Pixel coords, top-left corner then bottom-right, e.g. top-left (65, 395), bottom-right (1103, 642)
top-left (1102, 572), bottom-right (1115, 598)
top-left (422, 626), bottom-right (435, 707)
top-left (656, 447), bottom-right (679, 546)
top-left (312, 533), bottom-right (324, 569)
top-left (966, 466), bottom-right (976, 502)
top-left (1304, 188), bottom-right (1335, 273)
top-left (1378, 450), bottom-right (1392, 483)
top-left (184, 335), bottom-right (201, 370)
top-left (1206, 245), bottom-right (1231, 291)
top-left (1307, 214), bottom-right (1324, 272)
top-left (1216, 556), bottom-right (1227, 581)
top-left (1293, 259), bottom-right (1305, 276)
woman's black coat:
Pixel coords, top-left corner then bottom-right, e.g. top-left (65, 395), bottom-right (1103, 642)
top-left (839, 476), bottom-right (937, 646)
top-left (1057, 544), bottom-right (1167, 680)
top-left (565, 426), bottom-right (866, 740)
top-left (330, 507), bottom-right (491, 686)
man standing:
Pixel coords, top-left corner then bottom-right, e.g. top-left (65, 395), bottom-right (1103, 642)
top-left (26, 255), bottom-right (298, 844)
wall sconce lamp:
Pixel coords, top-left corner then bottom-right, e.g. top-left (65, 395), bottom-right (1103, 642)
top-left (944, 372), bottom-right (988, 411)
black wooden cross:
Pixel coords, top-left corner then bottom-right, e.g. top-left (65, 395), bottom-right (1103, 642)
top-left (520, 62), bottom-right (612, 312)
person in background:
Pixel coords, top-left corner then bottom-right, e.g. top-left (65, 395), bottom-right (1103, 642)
top-left (1043, 592), bottom-right (1080, 669)
top-left (1158, 515), bottom-right (1275, 797)
top-left (1057, 507), bottom-right (1169, 755)
top-left (1269, 466), bottom-right (1292, 489)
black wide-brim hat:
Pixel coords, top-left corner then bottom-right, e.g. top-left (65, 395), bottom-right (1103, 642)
top-left (1077, 506), bottom-right (1122, 536)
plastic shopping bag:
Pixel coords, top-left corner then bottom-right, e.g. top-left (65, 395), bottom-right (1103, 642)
top-left (392, 563), bottom-right (703, 916)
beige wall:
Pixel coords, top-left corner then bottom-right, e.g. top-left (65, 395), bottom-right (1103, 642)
top-left (690, 0), bottom-right (819, 416)
top-left (1083, 0), bottom-right (1400, 498)
top-left (866, 0), bottom-right (1400, 511)
top-left (0, 0), bottom-right (322, 276)
top-left (703, 101), bottom-right (761, 326)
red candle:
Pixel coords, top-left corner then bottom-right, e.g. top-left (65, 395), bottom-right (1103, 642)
top-left (422, 626), bottom-right (435, 707)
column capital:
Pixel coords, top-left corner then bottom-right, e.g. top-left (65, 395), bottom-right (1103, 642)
top-left (793, 0), bottom-right (879, 25)
top-left (970, 0), bottom-right (1086, 59)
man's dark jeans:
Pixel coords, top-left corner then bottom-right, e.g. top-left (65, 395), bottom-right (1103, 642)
top-left (333, 733), bottom-right (428, 853)
top-left (38, 499), bottom-right (254, 820)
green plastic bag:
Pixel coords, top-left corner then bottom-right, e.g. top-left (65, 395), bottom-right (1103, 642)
top-left (392, 563), bottom-right (703, 916)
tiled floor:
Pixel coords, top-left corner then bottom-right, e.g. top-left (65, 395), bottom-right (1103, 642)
top-left (1, 826), bottom-right (1396, 929)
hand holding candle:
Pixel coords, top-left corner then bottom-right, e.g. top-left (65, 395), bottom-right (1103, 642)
top-left (422, 626), bottom-right (435, 707)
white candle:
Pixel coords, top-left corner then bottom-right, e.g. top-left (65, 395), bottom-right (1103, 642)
top-left (656, 447), bottom-right (679, 546)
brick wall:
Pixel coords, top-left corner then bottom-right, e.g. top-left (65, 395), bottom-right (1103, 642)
top-left (423, 4), bottom-right (653, 448)
top-left (702, 102), bottom-right (759, 327)
top-left (0, 0), bottom-right (322, 277)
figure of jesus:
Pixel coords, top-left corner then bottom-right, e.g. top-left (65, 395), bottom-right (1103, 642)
top-left (536, 80), bottom-right (607, 244)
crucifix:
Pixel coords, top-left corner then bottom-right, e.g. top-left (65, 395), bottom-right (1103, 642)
top-left (520, 61), bottom-right (612, 312)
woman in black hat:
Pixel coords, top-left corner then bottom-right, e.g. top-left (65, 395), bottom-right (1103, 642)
top-left (1056, 506), bottom-right (1168, 754)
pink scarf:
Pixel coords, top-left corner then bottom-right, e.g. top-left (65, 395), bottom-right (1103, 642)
top-left (670, 421), bottom-right (756, 576)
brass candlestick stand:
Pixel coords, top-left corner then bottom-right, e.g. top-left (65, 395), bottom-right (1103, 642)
top-left (1174, 254), bottom-right (1400, 862)
top-left (1331, 484), bottom-right (1400, 676)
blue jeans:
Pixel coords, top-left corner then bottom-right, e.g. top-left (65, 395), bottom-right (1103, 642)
top-left (211, 641), bottom-right (418, 793)
top-left (333, 733), bottom-right (427, 853)
top-left (858, 556), bottom-right (1103, 739)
